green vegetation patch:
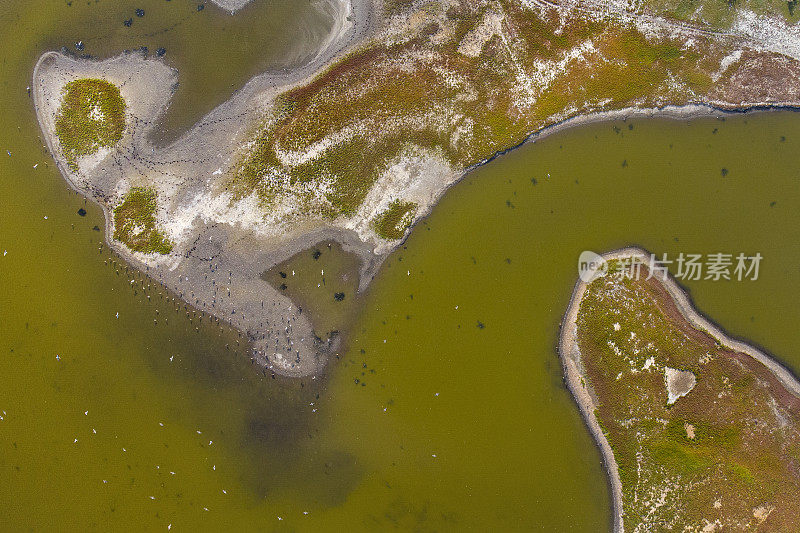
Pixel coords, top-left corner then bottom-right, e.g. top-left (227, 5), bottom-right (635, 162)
top-left (113, 187), bottom-right (173, 255)
top-left (54, 78), bottom-right (126, 170)
top-left (575, 264), bottom-right (800, 529)
top-left (372, 200), bottom-right (418, 240)
top-left (232, 1), bottom-right (740, 226)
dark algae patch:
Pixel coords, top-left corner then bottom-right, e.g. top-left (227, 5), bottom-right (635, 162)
top-left (54, 78), bottom-right (126, 170)
top-left (112, 187), bottom-right (173, 255)
top-left (575, 260), bottom-right (800, 530)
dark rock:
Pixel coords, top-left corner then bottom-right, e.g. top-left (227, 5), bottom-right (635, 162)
top-left (334, 292), bottom-right (345, 301)
top-left (156, 47), bottom-right (166, 57)
top-left (77, 208), bottom-right (87, 217)
top-left (124, 18), bottom-right (133, 27)
top-left (135, 8), bottom-right (145, 17)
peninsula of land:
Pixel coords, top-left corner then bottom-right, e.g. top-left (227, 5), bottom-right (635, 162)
top-left (560, 248), bottom-right (800, 531)
top-left (33, 0), bottom-right (800, 376)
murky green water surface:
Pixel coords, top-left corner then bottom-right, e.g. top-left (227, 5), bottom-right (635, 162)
top-left (262, 241), bottom-right (363, 340)
top-left (3, 2), bottom-right (800, 531)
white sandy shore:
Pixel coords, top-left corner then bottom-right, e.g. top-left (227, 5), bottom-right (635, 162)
top-left (209, 0), bottom-right (252, 14)
top-left (558, 247), bottom-right (800, 533)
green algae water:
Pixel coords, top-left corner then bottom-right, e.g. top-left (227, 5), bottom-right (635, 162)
top-left (4, 2), bottom-right (800, 531)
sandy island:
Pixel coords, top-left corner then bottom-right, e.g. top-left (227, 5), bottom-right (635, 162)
top-left (559, 247), bottom-right (800, 532)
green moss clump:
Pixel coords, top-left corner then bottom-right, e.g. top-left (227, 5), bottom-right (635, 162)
top-left (54, 78), bottom-right (126, 170)
top-left (373, 200), bottom-right (418, 240)
top-left (113, 187), bottom-right (173, 255)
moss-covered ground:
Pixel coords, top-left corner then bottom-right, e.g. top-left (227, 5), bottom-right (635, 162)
top-left (373, 200), bottom-right (418, 239)
top-left (230, 0), bottom-right (748, 238)
top-left (54, 78), bottom-right (126, 170)
top-left (576, 260), bottom-right (800, 529)
top-left (112, 187), bottom-right (173, 255)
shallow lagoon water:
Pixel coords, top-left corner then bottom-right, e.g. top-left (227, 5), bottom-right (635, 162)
top-left (3, 2), bottom-right (800, 530)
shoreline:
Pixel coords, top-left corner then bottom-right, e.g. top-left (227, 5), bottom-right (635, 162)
top-left (403, 101), bottom-right (800, 253)
top-left (558, 247), bottom-right (800, 532)
top-left (31, 0), bottom-right (800, 379)
top-left (32, 0), bottom-right (382, 378)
